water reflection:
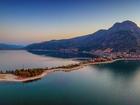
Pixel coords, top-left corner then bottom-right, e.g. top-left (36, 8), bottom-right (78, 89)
top-left (27, 50), bottom-right (96, 58)
top-left (1, 51), bottom-right (140, 105)
top-left (92, 60), bottom-right (140, 78)
top-left (0, 50), bottom-right (77, 71)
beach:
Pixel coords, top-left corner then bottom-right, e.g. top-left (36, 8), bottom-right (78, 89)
top-left (0, 58), bottom-right (138, 82)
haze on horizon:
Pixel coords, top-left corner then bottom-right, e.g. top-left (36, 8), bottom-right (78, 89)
top-left (1, 0), bottom-right (140, 45)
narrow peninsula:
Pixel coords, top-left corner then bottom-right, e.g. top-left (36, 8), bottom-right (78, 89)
top-left (0, 56), bottom-right (139, 82)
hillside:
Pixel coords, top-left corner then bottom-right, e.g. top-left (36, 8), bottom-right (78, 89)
top-left (26, 20), bottom-right (140, 52)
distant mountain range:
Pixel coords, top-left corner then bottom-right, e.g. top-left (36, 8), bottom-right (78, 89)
top-left (0, 43), bottom-right (23, 50)
top-left (26, 20), bottom-right (140, 52)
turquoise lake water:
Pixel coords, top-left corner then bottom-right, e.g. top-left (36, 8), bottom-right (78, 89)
top-left (0, 51), bottom-right (140, 105)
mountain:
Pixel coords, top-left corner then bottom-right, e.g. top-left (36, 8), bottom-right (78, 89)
top-left (0, 43), bottom-right (23, 50)
top-left (26, 20), bottom-right (140, 52)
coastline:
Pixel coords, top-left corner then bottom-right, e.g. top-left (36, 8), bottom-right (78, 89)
top-left (0, 58), bottom-right (139, 82)
top-left (0, 65), bottom-right (85, 82)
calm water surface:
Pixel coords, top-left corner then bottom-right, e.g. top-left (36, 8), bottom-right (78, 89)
top-left (0, 51), bottom-right (140, 105)
top-left (0, 50), bottom-right (77, 71)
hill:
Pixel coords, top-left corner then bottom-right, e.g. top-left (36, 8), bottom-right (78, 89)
top-left (26, 20), bottom-right (140, 52)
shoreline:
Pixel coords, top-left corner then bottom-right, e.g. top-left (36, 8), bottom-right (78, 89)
top-left (0, 58), bottom-right (139, 82)
top-left (0, 65), bottom-right (85, 82)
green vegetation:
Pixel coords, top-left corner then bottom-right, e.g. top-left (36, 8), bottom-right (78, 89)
top-left (13, 69), bottom-right (45, 78)
top-left (50, 63), bottom-right (81, 69)
top-left (0, 57), bottom-right (123, 78)
top-left (0, 68), bottom-right (48, 78)
top-left (0, 63), bottom-right (82, 78)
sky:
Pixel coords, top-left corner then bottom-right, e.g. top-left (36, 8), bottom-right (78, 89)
top-left (1, 0), bottom-right (140, 45)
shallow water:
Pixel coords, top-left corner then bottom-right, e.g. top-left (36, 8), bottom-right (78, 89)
top-left (0, 51), bottom-right (140, 105)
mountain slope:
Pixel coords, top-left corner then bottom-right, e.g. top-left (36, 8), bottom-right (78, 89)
top-left (26, 20), bottom-right (140, 52)
top-left (0, 43), bottom-right (23, 50)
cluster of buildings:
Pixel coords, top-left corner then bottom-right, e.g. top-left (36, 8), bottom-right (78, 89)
top-left (90, 48), bottom-right (140, 59)
top-left (58, 47), bottom-right (140, 60)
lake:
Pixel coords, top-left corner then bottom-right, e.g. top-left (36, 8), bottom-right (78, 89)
top-left (0, 50), bottom-right (77, 71)
top-left (0, 50), bottom-right (140, 105)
